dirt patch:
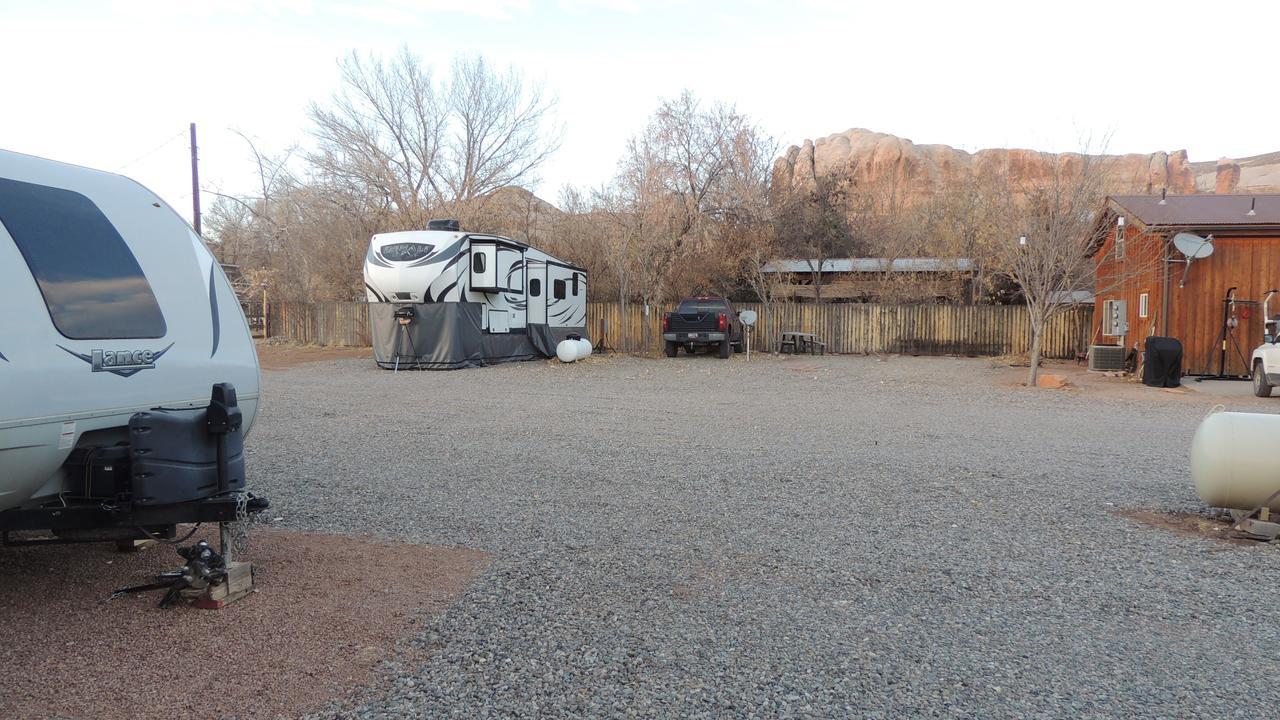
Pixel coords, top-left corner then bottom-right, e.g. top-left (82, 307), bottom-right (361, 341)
top-left (1117, 509), bottom-right (1263, 547)
top-left (987, 359), bottom-right (1279, 406)
top-left (256, 343), bottom-right (371, 370)
top-left (0, 528), bottom-right (489, 720)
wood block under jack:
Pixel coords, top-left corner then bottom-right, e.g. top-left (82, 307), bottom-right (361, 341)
top-left (182, 561), bottom-right (255, 610)
top-left (114, 538), bottom-right (158, 553)
top-left (1234, 519), bottom-right (1280, 540)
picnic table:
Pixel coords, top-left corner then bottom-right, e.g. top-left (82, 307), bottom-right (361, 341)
top-left (777, 331), bottom-right (825, 355)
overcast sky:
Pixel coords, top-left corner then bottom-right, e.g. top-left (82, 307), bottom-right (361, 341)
top-left (4, 0), bottom-right (1277, 220)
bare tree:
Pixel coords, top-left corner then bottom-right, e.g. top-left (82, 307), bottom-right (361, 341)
top-left (308, 48), bottom-right (443, 228)
top-left (774, 174), bottom-right (854, 302)
top-left (207, 130), bottom-right (382, 301)
top-left (308, 48), bottom-right (559, 229)
top-left (990, 152), bottom-right (1159, 386)
top-left (442, 55), bottom-right (561, 221)
top-left (205, 131), bottom-right (298, 277)
top-left (593, 92), bottom-right (774, 347)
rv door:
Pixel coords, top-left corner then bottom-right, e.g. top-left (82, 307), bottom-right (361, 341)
top-left (470, 242), bottom-right (498, 291)
top-left (501, 248), bottom-right (525, 330)
top-left (527, 261), bottom-right (547, 325)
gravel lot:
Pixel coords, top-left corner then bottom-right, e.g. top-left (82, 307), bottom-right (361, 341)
top-left (246, 351), bottom-right (1280, 718)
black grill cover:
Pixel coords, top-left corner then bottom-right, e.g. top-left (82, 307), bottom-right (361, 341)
top-left (1143, 336), bottom-right (1183, 388)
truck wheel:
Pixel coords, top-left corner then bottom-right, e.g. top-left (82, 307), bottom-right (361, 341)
top-left (664, 341), bottom-right (678, 358)
top-left (718, 340), bottom-right (731, 359)
top-left (1254, 361), bottom-right (1273, 397)
top-left (733, 341), bottom-right (744, 354)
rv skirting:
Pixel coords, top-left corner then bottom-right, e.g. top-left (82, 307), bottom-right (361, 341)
top-left (370, 302), bottom-right (586, 370)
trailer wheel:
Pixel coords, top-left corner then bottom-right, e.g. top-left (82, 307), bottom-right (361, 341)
top-left (1254, 361), bottom-right (1273, 397)
top-left (733, 341), bottom-right (744, 354)
top-left (718, 340), bottom-right (731, 359)
top-left (664, 341), bottom-right (678, 358)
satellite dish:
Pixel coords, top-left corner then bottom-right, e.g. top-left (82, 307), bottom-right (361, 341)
top-left (1172, 233), bottom-right (1215, 288)
top-left (1173, 232), bottom-right (1215, 260)
top-left (739, 310), bottom-right (758, 326)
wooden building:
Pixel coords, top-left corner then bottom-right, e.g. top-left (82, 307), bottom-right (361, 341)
top-left (762, 258), bottom-right (975, 303)
top-left (1092, 194), bottom-right (1280, 376)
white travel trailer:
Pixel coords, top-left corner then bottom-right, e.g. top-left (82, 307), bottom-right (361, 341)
top-left (0, 149), bottom-right (265, 542)
top-left (364, 221), bottom-right (588, 369)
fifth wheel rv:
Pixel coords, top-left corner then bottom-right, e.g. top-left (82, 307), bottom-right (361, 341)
top-left (364, 220), bottom-right (588, 369)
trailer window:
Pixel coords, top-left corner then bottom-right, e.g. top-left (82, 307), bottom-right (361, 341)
top-left (529, 278), bottom-right (541, 297)
top-left (553, 279), bottom-right (566, 300)
top-left (0, 177), bottom-right (167, 339)
top-left (472, 251), bottom-right (487, 273)
top-left (571, 274), bottom-right (579, 296)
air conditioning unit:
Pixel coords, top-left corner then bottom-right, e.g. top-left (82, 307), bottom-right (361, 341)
top-left (1089, 345), bottom-right (1127, 371)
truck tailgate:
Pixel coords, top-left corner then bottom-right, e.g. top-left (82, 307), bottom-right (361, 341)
top-left (668, 312), bottom-right (716, 331)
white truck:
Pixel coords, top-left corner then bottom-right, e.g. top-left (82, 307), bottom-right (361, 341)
top-left (1251, 290), bottom-right (1280, 397)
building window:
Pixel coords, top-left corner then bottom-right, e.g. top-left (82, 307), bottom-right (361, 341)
top-left (1139, 293), bottom-right (1149, 319)
top-left (553, 279), bottom-right (566, 300)
top-left (529, 278), bottom-right (541, 297)
top-left (0, 177), bottom-right (167, 339)
top-left (1115, 230), bottom-right (1125, 260)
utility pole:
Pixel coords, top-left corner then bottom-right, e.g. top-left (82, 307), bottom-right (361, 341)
top-left (189, 122), bottom-right (202, 236)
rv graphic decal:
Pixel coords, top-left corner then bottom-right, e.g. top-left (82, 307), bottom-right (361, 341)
top-left (58, 343), bottom-right (175, 377)
top-left (208, 264), bottom-right (221, 358)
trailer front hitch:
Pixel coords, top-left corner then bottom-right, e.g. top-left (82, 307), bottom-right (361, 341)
top-left (110, 539), bottom-right (228, 608)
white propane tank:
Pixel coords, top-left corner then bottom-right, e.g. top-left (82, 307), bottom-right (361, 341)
top-left (556, 340), bottom-right (578, 363)
top-left (575, 338), bottom-right (593, 360)
top-left (1190, 410), bottom-right (1280, 511)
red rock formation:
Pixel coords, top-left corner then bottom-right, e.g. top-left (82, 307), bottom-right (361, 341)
top-left (772, 129), bottom-right (1273, 203)
top-left (1215, 158), bottom-right (1242, 194)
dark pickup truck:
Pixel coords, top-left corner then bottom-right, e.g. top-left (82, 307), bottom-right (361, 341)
top-left (661, 297), bottom-right (744, 359)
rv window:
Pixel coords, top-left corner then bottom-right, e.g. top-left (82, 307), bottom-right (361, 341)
top-left (0, 177), bottom-right (167, 339)
top-left (529, 278), bottom-right (541, 297)
top-left (572, 275), bottom-right (579, 296)
top-left (473, 250), bottom-right (487, 273)
top-left (380, 242), bottom-right (433, 262)
top-left (553, 279), bottom-right (566, 300)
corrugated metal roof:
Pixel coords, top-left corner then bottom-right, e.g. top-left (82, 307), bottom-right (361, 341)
top-left (1110, 194), bottom-right (1280, 227)
top-left (762, 258), bottom-right (974, 273)
top-left (1047, 290), bottom-right (1095, 304)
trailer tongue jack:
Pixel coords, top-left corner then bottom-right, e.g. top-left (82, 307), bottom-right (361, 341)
top-left (112, 539), bottom-right (253, 608)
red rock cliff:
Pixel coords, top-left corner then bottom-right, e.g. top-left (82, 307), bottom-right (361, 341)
top-left (772, 129), bottom-right (1277, 202)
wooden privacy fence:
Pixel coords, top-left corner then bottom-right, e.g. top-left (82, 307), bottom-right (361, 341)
top-left (267, 302), bottom-right (371, 346)
top-left (587, 303), bottom-right (1092, 358)
top-left (265, 301), bottom-right (1093, 359)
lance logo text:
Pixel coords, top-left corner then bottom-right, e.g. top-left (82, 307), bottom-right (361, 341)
top-left (58, 343), bottom-right (174, 378)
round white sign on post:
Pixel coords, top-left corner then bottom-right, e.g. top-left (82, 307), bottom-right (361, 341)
top-left (740, 310), bottom-right (758, 326)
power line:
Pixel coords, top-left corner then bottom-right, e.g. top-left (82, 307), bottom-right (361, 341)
top-left (116, 131), bottom-right (187, 172)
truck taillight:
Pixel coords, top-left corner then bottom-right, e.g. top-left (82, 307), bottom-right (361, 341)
top-left (662, 314), bottom-right (669, 332)
top-left (718, 312), bottom-right (727, 332)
